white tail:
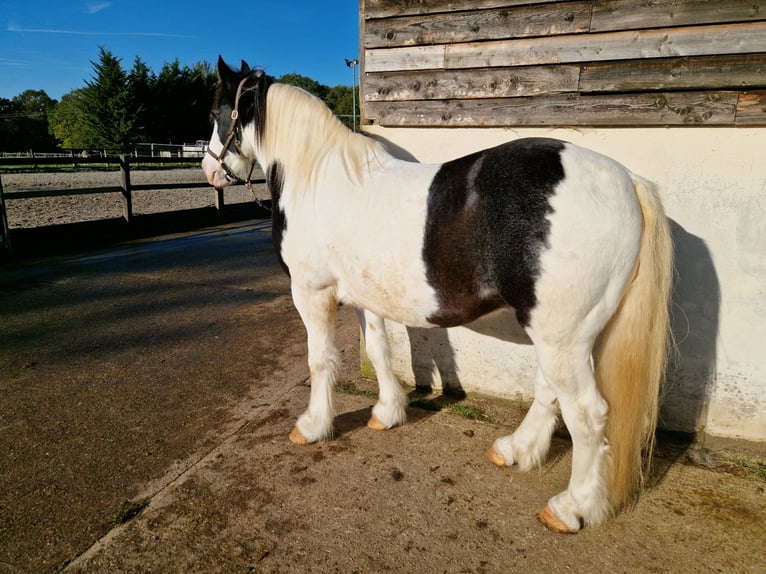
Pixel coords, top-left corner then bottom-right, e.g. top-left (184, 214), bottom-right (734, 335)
top-left (595, 175), bottom-right (674, 511)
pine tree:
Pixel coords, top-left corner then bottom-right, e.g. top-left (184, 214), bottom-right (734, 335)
top-left (126, 56), bottom-right (155, 144)
top-left (79, 47), bottom-right (138, 151)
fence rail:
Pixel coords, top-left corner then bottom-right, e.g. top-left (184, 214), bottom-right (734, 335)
top-left (0, 155), bottom-right (265, 256)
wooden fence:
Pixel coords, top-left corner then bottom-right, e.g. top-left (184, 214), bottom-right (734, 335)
top-left (0, 155), bottom-right (265, 256)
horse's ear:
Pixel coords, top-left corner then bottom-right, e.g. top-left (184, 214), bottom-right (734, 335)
top-left (240, 60), bottom-right (250, 73)
top-left (216, 55), bottom-right (237, 85)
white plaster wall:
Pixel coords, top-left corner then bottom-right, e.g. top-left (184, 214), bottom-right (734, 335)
top-left (363, 125), bottom-right (766, 442)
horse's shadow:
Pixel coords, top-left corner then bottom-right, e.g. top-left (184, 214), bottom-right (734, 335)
top-left (400, 219), bottom-right (719, 484)
top-left (651, 220), bottom-right (720, 482)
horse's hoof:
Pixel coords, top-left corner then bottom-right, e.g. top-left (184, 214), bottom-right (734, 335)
top-left (486, 445), bottom-right (506, 467)
top-left (367, 415), bottom-right (388, 431)
top-left (537, 506), bottom-right (577, 534)
top-left (289, 426), bottom-right (308, 445)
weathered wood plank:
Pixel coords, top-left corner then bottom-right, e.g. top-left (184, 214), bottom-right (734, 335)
top-left (0, 155), bottom-right (202, 167)
top-left (364, 2), bottom-right (591, 49)
top-left (364, 66), bottom-right (580, 102)
top-left (1, 186), bottom-right (124, 199)
top-left (366, 22), bottom-right (766, 72)
top-left (591, 0), bottom-right (766, 32)
top-left (365, 45), bottom-right (446, 73)
top-left (364, 91), bottom-right (739, 126)
top-left (131, 182), bottom-right (215, 192)
top-left (580, 53), bottom-right (766, 92)
top-left (447, 22), bottom-right (766, 69)
top-left (736, 90), bottom-right (766, 124)
top-left (364, 0), bottom-right (556, 20)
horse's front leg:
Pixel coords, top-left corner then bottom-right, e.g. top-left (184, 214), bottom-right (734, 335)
top-left (289, 283), bottom-right (339, 444)
top-left (356, 308), bottom-right (407, 431)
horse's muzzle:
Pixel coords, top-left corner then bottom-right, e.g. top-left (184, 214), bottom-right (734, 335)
top-left (201, 154), bottom-right (232, 188)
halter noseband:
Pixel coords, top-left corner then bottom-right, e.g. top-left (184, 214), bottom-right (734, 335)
top-left (207, 74), bottom-right (258, 188)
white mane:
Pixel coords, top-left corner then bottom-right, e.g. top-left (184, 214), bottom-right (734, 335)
top-left (260, 83), bottom-right (385, 189)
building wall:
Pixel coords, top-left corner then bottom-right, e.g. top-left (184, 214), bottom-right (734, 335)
top-left (361, 0), bottom-right (766, 128)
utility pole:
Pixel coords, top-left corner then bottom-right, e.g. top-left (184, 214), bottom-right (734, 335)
top-left (345, 58), bottom-right (359, 132)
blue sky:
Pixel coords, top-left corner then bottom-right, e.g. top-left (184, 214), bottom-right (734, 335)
top-left (0, 0), bottom-right (360, 101)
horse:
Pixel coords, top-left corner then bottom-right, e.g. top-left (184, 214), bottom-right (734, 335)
top-left (201, 57), bottom-right (674, 534)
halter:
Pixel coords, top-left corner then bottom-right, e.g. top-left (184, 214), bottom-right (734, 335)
top-left (206, 74), bottom-right (258, 188)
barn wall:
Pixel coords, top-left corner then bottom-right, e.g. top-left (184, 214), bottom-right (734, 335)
top-left (359, 1), bottom-right (766, 441)
top-left (361, 0), bottom-right (766, 128)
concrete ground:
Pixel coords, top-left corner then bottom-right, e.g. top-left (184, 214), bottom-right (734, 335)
top-left (0, 220), bottom-right (764, 574)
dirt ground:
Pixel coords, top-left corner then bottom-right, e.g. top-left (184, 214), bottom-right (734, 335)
top-left (0, 183), bottom-right (764, 573)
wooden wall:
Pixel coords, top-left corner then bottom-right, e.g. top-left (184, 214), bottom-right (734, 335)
top-left (360, 0), bottom-right (766, 127)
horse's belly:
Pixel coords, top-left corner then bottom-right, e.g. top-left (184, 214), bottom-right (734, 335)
top-left (335, 260), bottom-right (439, 327)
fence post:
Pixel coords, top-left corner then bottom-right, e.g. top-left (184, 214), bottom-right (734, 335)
top-left (119, 154), bottom-right (133, 223)
top-left (0, 175), bottom-right (13, 256)
top-left (214, 187), bottom-right (225, 211)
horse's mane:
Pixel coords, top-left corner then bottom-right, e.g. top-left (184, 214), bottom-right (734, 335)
top-left (262, 83), bottom-right (385, 188)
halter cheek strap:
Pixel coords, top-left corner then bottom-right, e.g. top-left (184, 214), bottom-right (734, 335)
top-left (207, 75), bottom-right (258, 188)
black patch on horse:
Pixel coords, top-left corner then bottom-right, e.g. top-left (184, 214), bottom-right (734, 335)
top-left (423, 138), bottom-right (565, 327)
top-left (212, 56), bottom-right (273, 151)
top-left (266, 160), bottom-right (290, 276)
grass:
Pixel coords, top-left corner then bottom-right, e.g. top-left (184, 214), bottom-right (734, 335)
top-left (110, 498), bottom-right (149, 527)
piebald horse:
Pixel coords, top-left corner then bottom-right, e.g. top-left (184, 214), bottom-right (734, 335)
top-left (202, 57), bottom-right (673, 533)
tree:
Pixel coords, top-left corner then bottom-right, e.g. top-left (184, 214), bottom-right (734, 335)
top-left (0, 97), bottom-right (16, 151)
top-left (49, 90), bottom-right (84, 148)
top-left (126, 56), bottom-right (156, 144)
top-left (325, 85), bottom-right (357, 130)
top-left (150, 59), bottom-right (216, 144)
top-left (0, 90), bottom-right (57, 152)
top-left (78, 47), bottom-right (138, 151)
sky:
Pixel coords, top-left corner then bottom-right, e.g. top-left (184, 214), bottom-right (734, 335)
top-left (0, 0), bottom-right (360, 101)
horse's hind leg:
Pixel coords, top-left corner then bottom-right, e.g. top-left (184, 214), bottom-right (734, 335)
top-left (533, 343), bottom-right (610, 532)
top-left (487, 367), bottom-right (559, 471)
top-left (289, 284), bottom-right (339, 444)
top-left (356, 308), bottom-right (407, 430)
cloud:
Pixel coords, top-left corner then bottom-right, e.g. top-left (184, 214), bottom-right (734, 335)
top-left (86, 2), bottom-right (112, 15)
top-left (0, 57), bottom-right (28, 67)
top-left (6, 23), bottom-right (194, 39)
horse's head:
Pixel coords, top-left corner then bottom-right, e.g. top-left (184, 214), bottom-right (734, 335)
top-left (202, 56), bottom-right (272, 188)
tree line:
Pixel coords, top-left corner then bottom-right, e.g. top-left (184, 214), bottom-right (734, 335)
top-left (0, 47), bottom-right (358, 153)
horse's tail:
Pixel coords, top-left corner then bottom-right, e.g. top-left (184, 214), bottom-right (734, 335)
top-left (595, 174), bottom-right (674, 512)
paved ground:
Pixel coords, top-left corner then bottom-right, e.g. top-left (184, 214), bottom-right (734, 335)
top-left (1, 220), bottom-right (764, 573)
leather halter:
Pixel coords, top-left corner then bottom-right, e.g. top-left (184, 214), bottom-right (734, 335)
top-left (206, 74), bottom-right (258, 188)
